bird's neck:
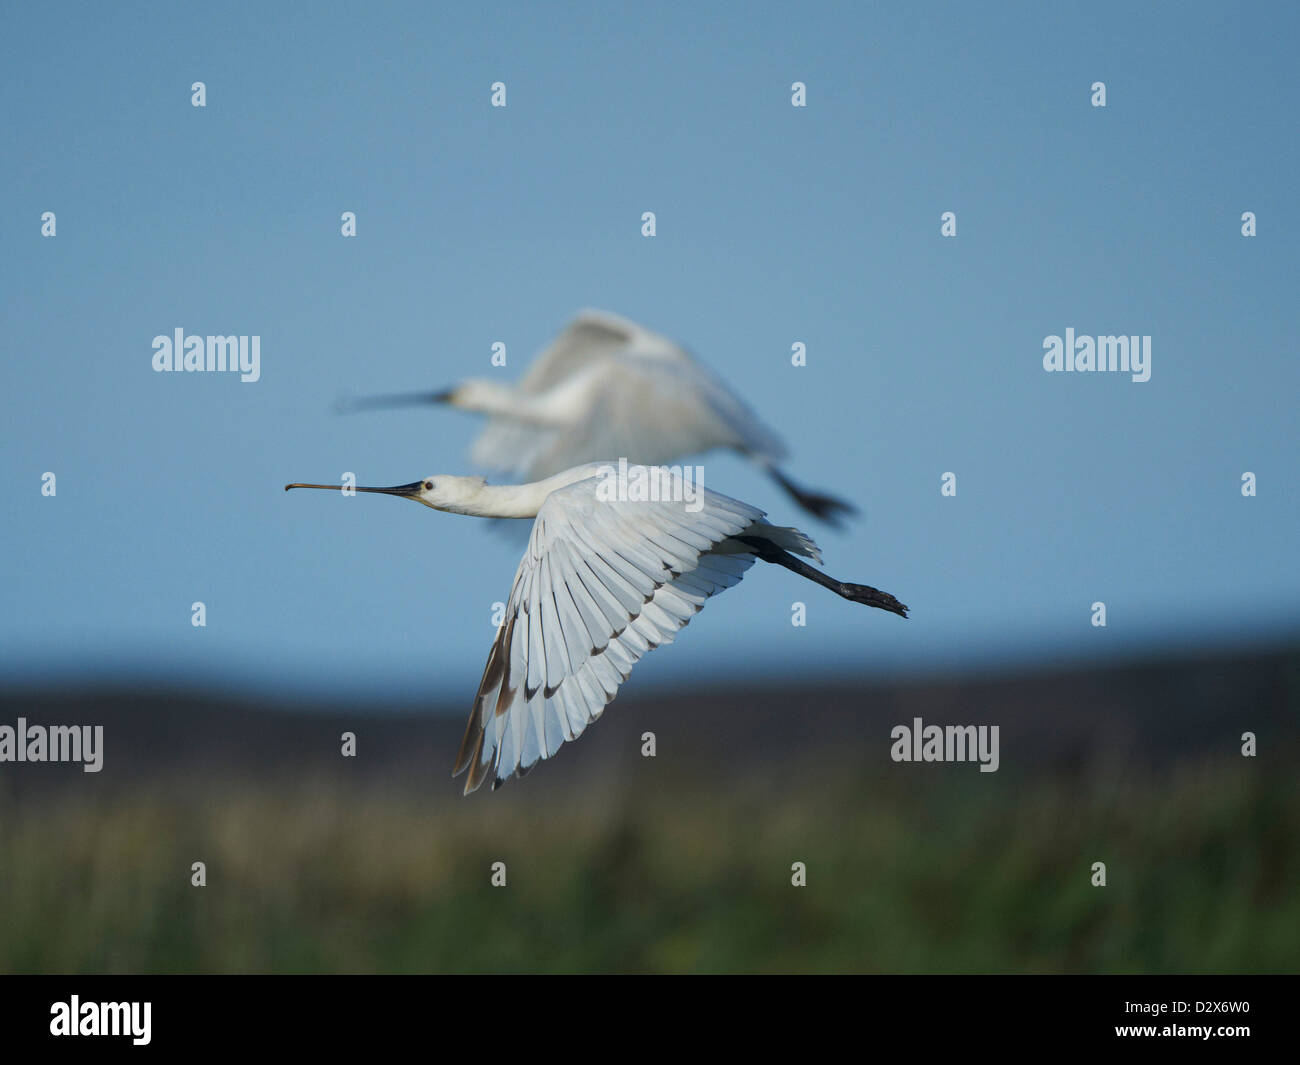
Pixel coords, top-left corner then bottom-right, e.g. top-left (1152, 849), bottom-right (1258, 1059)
top-left (454, 379), bottom-right (569, 426)
top-left (457, 465), bottom-right (605, 519)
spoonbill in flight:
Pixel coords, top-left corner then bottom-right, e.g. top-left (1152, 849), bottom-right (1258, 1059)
top-left (342, 309), bottom-right (857, 525)
top-left (286, 462), bottom-right (907, 793)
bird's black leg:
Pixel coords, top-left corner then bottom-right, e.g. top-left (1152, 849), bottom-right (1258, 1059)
top-left (736, 536), bottom-right (908, 618)
top-left (766, 467), bottom-right (858, 527)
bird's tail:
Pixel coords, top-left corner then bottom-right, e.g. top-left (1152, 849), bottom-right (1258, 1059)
top-left (751, 521), bottom-right (822, 564)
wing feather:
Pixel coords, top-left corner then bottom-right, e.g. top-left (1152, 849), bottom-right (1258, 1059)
top-left (453, 469), bottom-right (769, 792)
top-left (468, 310), bottom-right (789, 479)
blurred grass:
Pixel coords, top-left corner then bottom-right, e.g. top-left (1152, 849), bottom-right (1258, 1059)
top-left (1, 756), bottom-right (1295, 973)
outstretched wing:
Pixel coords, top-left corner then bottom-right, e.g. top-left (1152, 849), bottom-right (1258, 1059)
top-left (471, 309), bottom-right (789, 478)
top-left (453, 475), bottom-right (766, 793)
top-left (470, 309), bottom-right (698, 475)
top-left (515, 308), bottom-right (692, 396)
top-left (522, 356), bottom-right (788, 477)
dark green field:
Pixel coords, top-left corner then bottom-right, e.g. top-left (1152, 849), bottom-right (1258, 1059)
top-left (2, 644), bottom-right (1297, 973)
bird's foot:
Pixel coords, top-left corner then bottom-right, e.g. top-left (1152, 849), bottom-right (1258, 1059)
top-left (839, 582), bottom-right (908, 618)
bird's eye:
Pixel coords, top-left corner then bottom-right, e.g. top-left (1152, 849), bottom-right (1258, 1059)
top-left (423, 480), bottom-right (434, 491)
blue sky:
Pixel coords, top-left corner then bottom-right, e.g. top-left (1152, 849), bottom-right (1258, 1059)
top-left (2, 1), bottom-right (1297, 703)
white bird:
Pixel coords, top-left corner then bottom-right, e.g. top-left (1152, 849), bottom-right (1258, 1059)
top-left (343, 309), bottom-right (857, 525)
top-left (286, 463), bottom-right (907, 794)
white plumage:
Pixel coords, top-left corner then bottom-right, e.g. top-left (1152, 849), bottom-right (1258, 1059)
top-left (454, 466), bottom-right (820, 791)
top-left (345, 310), bottom-right (856, 525)
top-left (286, 463), bottom-right (907, 794)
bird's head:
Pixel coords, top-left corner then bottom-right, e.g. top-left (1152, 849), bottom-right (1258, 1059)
top-left (284, 475), bottom-right (488, 513)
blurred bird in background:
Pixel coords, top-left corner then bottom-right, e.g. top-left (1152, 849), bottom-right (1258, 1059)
top-left (341, 309), bottom-right (857, 525)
